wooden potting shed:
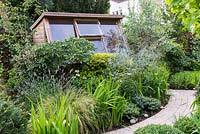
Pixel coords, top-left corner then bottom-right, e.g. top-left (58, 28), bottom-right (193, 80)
top-left (30, 12), bottom-right (126, 53)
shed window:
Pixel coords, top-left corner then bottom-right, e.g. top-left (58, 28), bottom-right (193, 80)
top-left (74, 19), bottom-right (105, 52)
top-left (75, 20), bottom-right (102, 36)
top-left (45, 18), bottom-right (123, 53)
top-left (91, 40), bottom-right (105, 53)
top-left (49, 20), bottom-right (75, 41)
top-left (101, 21), bottom-right (118, 35)
top-left (101, 21), bottom-right (119, 52)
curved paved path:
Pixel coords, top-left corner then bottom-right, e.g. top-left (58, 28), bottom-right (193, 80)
top-left (106, 90), bottom-right (196, 134)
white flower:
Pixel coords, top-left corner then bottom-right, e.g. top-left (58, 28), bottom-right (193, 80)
top-left (127, 73), bottom-right (132, 76)
top-left (75, 70), bottom-right (80, 73)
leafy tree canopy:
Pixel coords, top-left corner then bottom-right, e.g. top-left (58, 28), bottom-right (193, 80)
top-left (7, 0), bottom-right (110, 14)
top-left (166, 0), bottom-right (200, 36)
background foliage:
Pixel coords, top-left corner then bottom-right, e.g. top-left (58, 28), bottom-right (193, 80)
top-left (0, 93), bottom-right (28, 134)
top-left (7, 0), bottom-right (110, 14)
top-left (0, 1), bottom-right (32, 79)
top-left (166, 0), bottom-right (200, 36)
top-left (124, 0), bottom-right (166, 52)
top-left (162, 2), bottom-right (200, 72)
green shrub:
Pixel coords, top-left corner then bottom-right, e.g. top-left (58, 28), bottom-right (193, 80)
top-left (6, 68), bottom-right (23, 89)
top-left (191, 112), bottom-right (200, 134)
top-left (169, 71), bottom-right (200, 89)
top-left (120, 65), bottom-right (169, 102)
top-left (142, 65), bottom-right (170, 101)
top-left (134, 95), bottom-right (161, 111)
top-left (72, 53), bottom-right (113, 89)
top-left (10, 78), bottom-right (65, 111)
top-left (6, 75), bottom-right (64, 112)
top-left (107, 53), bottom-right (135, 79)
top-left (0, 95), bottom-right (27, 134)
top-left (163, 4), bottom-right (200, 72)
top-left (174, 111), bottom-right (200, 134)
top-left (174, 117), bottom-right (196, 134)
top-left (135, 124), bottom-right (184, 134)
top-left (163, 39), bottom-right (200, 72)
top-left (120, 72), bottom-right (142, 99)
top-left (14, 38), bottom-right (95, 79)
top-left (30, 90), bottom-right (98, 134)
top-left (81, 53), bottom-right (113, 77)
top-left (80, 53), bottom-right (133, 79)
top-left (163, 41), bottom-right (189, 72)
top-left (189, 43), bottom-right (200, 70)
top-left (124, 102), bottom-right (141, 119)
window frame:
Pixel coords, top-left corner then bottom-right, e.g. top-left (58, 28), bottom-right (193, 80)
top-left (45, 17), bottom-right (126, 53)
top-left (74, 19), bottom-right (107, 52)
top-left (73, 19), bottom-right (103, 38)
top-left (44, 18), bottom-right (52, 43)
top-left (100, 19), bottom-right (122, 52)
top-left (90, 39), bottom-right (107, 53)
top-left (48, 18), bottom-right (76, 42)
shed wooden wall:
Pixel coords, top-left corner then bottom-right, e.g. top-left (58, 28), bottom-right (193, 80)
top-left (33, 20), bottom-right (46, 44)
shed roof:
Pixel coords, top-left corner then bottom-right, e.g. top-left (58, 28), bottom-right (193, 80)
top-left (30, 12), bottom-right (124, 30)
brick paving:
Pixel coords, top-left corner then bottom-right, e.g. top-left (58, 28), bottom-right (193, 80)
top-left (106, 90), bottom-right (196, 134)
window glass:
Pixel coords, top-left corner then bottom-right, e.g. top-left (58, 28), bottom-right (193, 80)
top-left (91, 40), bottom-right (105, 53)
top-left (49, 20), bottom-right (75, 41)
top-left (77, 21), bottom-right (101, 36)
top-left (101, 21), bottom-right (119, 52)
top-left (101, 24), bottom-right (118, 36)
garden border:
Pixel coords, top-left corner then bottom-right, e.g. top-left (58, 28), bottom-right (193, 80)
top-left (106, 89), bottom-right (196, 134)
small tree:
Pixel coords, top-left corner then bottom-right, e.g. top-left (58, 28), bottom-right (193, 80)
top-left (124, 0), bottom-right (165, 52)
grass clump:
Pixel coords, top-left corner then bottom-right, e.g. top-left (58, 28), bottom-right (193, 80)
top-left (30, 90), bottom-right (98, 134)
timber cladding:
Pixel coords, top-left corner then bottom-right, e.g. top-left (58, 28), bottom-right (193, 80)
top-left (32, 20), bottom-right (46, 44)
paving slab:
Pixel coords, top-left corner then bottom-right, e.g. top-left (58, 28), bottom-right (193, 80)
top-left (106, 90), bottom-right (196, 134)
